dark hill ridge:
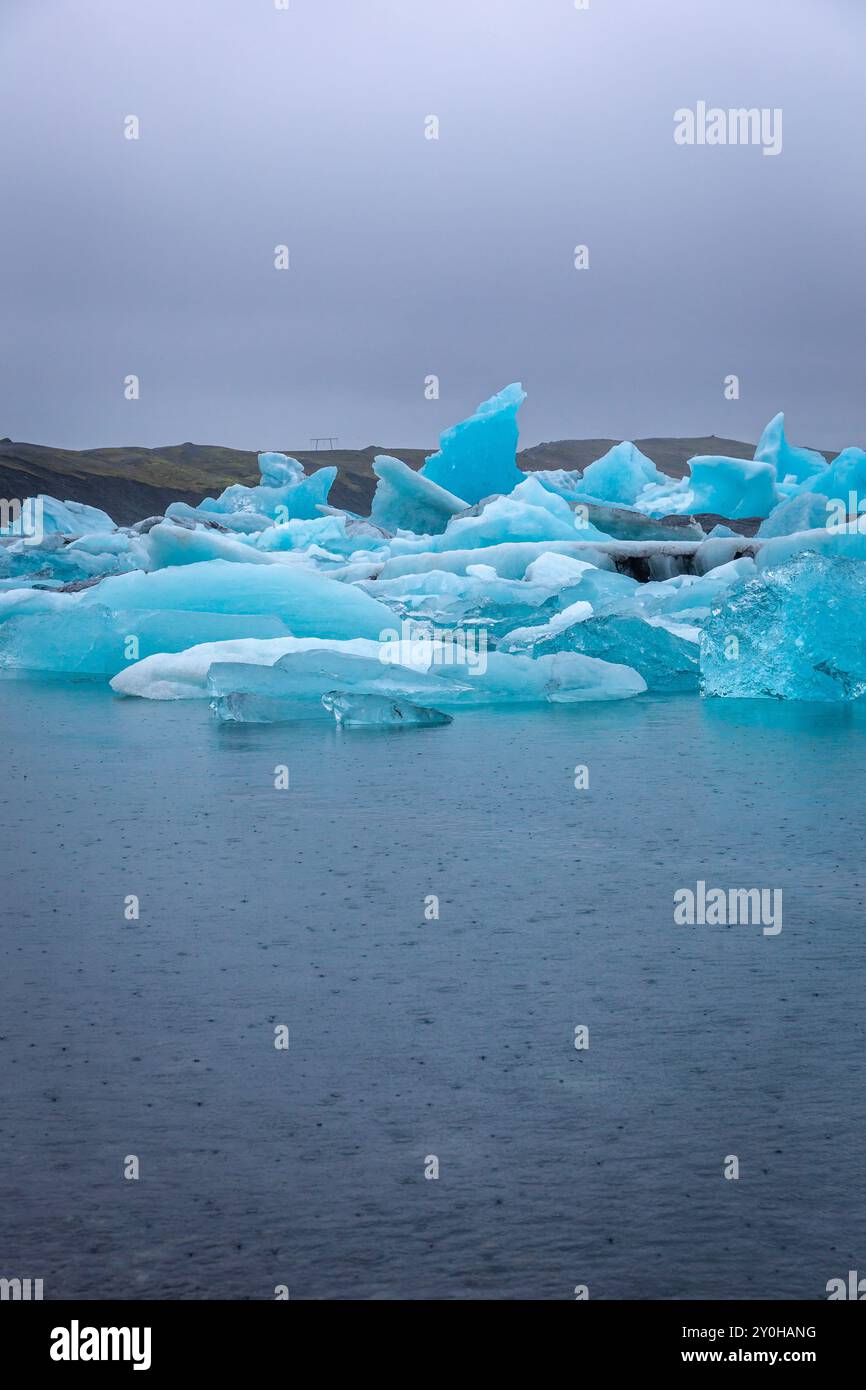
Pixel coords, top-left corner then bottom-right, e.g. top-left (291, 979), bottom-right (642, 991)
top-left (0, 434), bottom-right (833, 527)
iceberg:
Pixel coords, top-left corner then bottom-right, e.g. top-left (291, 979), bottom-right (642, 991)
top-left (225, 642), bottom-right (647, 707)
top-left (110, 631), bottom-right (646, 706)
top-left (757, 492), bottom-right (832, 538)
top-left (686, 455), bottom-right (780, 520)
top-left (0, 559), bottom-right (395, 675)
top-left (580, 442), bottom-right (668, 506)
top-left (322, 692), bottom-right (452, 728)
top-left (370, 455), bottom-right (467, 535)
top-left (502, 608), bottom-right (699, 690)
top-left (700, 551), bottom-right (866, 700)
top-left (421, 383), bottom-right (525, 504)
top-left (0, 495), bottom-right (117, 537)
top-left (190, 452), bottom-right (335, 523)
top-left (754, 413), bottom-right (827, 485)
top-left (0, 606), bottom-right (290, 676)
top-left (798, 446), bottom-right (866, 513)
top-left (111, 636), bottom-right (376, 700)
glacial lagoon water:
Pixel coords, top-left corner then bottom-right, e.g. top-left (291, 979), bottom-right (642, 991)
top-left (2, 676), bottom-right (865, 1300)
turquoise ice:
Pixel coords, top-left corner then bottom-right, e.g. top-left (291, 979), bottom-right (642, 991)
top-left (421, 383), bottom-right (525, 504)
top-left (754, 413), bottom-right (827, 485)
top-left (579, 442), bottom-right (668, 506)
top-left (3, 384), bottom-right (865, 704)
top-left (322, 692), bottom-right (452, 728)
top-left (370, 455), bottom-right (468, 534)
top-left (700, 551), bottom-right (866, 700)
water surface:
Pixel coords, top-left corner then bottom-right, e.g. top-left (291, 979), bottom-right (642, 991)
top-left (1, 678), bottom-right (864, 1299)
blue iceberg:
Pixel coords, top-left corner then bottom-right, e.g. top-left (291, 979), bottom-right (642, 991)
top-left (580, 442), bottom-right (668, 506)
top-left (370, 455), bottom-right (468, 535)
top-left (754, 413), bottom-right (827, 485)
top-left (700, 551), bottom-right (866, 700)
top-left (421, 383), bottom-right (525, 504)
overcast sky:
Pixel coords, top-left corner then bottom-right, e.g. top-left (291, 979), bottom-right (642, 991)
top-left (1, 0), bottom-right (863, 455)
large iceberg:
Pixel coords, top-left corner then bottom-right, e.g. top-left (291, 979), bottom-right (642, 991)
top-left (502, 609), bottom-right (699, 691)
top-left (110, 633), bottom-right (646, 706)
top-left (0, 560), bottom-right (394, 676)
top-left (421, 383), bottom-right (526, 504)
top-left (700, 552), bottom-right (866, 700)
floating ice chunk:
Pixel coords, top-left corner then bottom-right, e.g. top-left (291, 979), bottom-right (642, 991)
top-left (0, 559), bottom-right (395, 675)
top-left (632, 476), bottom-right (692, 517)
top-left (499, 600), bottom-right (593, 650)
top-left (754, 413), bottom-right (827, 485)
top-left (382, 488), bottom-right (608, 558)
top-left (502, 607), bottom-right (698, 690)
top-left (377, 541), bottom-right (619, 581)
top-left (258, 452), bottom-right (305, 487)
top-left (142, 522), bottom-right (282, 568)
top-left (437, 493), bottom-right (593, 547)
top-left (577, 501), bottom-right (705, 542)
top-left (523, 553), bottom-right (598, 587)
top-left (798, 446), bottom-right (866, 513)
top-left (757, 492), bottom-right (832, 538)
top-left (0, 495), bottom-right (117, 537)
top-left (111, 636), bottom-right (382, 699)
top-left (693, 535), bottom-right (761, 574)
top-left (83, 559), bottom-right (392, 635)
top-left (39, 496), bottom-right (116, 534)
top-left (213, 644), bottom-right (645, 707)
top-left (322, 691), bottom-right (452, 728)
top-left (630, 558), bottom-right (757, 624)
top-left (358, 562), bottom-right (586, 633)
top-left (700, 551), bottom-right (866, 700)
top-left (212, 692), bottom-right (326, 724)
top-left (193, 454), bottom-right (334, 522)
top-left (0, 606), bottom-right (289, 676)
top-left (755, 525), bottom-right (866, 571)
top-left (421, 383), bottom-right (526, 504)
top-left (211, 644), bottom-right (470, 701)
top-left (553, 566), bottom-right (640, 613)
top-left (0, 527), bottom-right (146, 583)
top-left (253, 515), bottom-right (353, 555)
top-left (686, 455), bottom-right (780, 519)
top-left (370, 455), bottom-right (467, 535)
top-left (277, 467), bottom-right (337, 520)
top-left (580, 442), bottom-right (667, 506)
top-left (508, 475), bottom-right (584, 519)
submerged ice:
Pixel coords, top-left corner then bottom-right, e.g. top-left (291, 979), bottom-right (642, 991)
top-left (3, 384), bottom-right (864, 707)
